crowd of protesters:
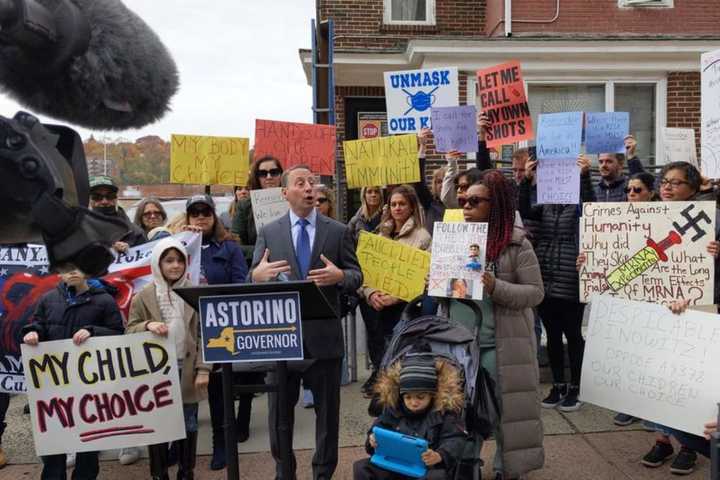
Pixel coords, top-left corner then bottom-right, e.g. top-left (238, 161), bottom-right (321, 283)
top-left (2, 112), bottom-right (720, 480)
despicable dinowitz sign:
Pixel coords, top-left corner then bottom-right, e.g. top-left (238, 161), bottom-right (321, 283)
top-left (384, 67), bottom-right (459, 134)
top-left (199, 292), bottom-right (303, 363)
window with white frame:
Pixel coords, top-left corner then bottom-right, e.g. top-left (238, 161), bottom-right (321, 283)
top-left (384, 0), bottom-right (435, 25)
top-left (619, 0), bottom-right (673, 8)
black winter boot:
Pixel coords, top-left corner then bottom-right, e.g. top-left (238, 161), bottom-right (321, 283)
top-left (176, 432), bottom-right (198, 480)
top-left (148, 443), bottom-right (170, 480)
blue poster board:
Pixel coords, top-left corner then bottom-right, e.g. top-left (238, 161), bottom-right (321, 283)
top-left (536, 112), bottom-right (584, 160)
top-left (199, 292), bottom-right (303, 363)
top-left (585, 112), bottom-right (629, 154)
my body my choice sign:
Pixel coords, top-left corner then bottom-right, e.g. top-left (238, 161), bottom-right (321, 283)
top-left (199, 292), bottom-right (303, 363)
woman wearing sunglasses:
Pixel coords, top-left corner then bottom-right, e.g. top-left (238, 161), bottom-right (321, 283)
top-left (132, 197), bottom-right (168, 238)
top-left (231, 155), bottom-right (284, 247)
top-left (184, 194), bottom-right (252, 470)
top-left (314, 185), bottom-right (336, 219)
top-left (447, 171), bottom-right (545, 480)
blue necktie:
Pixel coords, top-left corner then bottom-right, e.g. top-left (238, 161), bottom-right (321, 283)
top-left (296, 218), bottom-right (311, 279)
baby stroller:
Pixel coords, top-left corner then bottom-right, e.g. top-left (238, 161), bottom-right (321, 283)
top-left (370, 296), bottom-right (499, 480)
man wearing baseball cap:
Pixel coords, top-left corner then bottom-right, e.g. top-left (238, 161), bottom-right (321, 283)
top-left (88, 176), bottom-right (146, 253)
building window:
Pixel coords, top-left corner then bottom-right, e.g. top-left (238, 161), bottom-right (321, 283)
top-left (615, 84), bottom-right (656, 164)
top-left (384, 0), bottom-right (435, 25)
top-left (619, 0), bottom-right (673, 8)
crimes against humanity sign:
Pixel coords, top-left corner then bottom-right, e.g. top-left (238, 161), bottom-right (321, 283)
top-left (199, 292), bottom-right (303, 363)
top-left (22, 332), bottom-right (184, 456)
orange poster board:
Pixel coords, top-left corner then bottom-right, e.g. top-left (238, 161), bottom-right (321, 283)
top-left (476, 60), bottom-right (534, 148)
top-left (254, 119), bottom-right (336, 175)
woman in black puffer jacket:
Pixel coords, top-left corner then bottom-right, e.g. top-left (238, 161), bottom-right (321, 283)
top-left (518, 155), bottom-right (596, 413)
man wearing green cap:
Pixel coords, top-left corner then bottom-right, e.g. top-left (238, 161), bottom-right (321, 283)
top-left (89, 176), bottom-right (146, 252)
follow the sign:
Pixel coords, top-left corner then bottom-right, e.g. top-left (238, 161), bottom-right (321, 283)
top-left (199, 292), bottom-right (303, 363)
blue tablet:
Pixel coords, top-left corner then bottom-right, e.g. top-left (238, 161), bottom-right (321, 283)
top-left (370, 426), bottom-right (429, 478)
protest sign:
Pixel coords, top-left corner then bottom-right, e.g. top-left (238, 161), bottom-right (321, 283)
top-left (343, 134), bottom-right (420, 189)
top-left (384, 67), bottom-right (459, 134)
top-left (661, 128), bottom-right (698, 166)
top-left (0, 233), bottom-right (201, 394)
top-left (430, 105), bottom-right (478, 153)
top-left (254, 119), bottom-right (337, 175)
top-left (476, 60), bottom-right (534, 148)
top-left (250, 187), bottom-right (289, 233)
top-left (581, 295), bottom-right (720, 436)
top-left (358, 112), bottom-right (388, 139)
top-left (537, 159), bottom-right (580, 205)
top-left (536, 112), bottom-right (583, 160)
top-left (199, 292), bottom-right (303, 363)
top-left (701, 49), bottom-right (720, 178)
top-left (428, 222), bottom-right (488, 300)
top-left (23, 332), bottom-right (185, 456)
top-left (356, 231), bottom-right (430, 302)
top-left (443, 209), bottom-right (464, 223)
top-left (585, 112), bottom-right (629, 154)
top-left (171, 134), bottom-right (249, 186)
top-left (579, 201), bottom-right (716, 305)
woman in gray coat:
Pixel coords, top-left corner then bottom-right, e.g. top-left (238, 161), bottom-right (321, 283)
top-left (454, 170), bottom-right (545, 480)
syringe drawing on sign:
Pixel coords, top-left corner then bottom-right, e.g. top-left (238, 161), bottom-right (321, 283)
top-left (605, 231), bottom-right (682, 292)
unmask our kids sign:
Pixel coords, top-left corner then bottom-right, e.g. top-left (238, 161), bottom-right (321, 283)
top-left (199, 292), bottom-right (303, 363)
top-left (384, 67), bottom-right (459, 134)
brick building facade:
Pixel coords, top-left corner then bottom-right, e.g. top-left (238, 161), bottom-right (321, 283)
top-left (301, 0), bottom-right (720, 219)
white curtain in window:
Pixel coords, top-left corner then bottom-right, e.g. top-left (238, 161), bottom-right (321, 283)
top-left (392, 0), bottom-right (427, 21)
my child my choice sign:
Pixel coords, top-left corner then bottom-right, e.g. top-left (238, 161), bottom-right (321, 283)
top-left (199, 292), bottom-right (303, 363)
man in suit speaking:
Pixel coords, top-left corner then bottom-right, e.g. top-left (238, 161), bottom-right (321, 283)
top-left (250, 165), bottom-right (362, 479)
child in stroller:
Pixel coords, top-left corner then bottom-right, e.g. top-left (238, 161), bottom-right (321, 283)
top-left (353, 351), bottom-right (466, 479)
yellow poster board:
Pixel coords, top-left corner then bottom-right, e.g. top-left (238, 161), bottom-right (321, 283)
top-left (343, 134), bottom-right (419, 189)
top-left (356, 231), bottom-right (430, 302)
top-left (443, 209), bottom-right (464, 223)
top-left (171, 134), bottom-right (250, 186)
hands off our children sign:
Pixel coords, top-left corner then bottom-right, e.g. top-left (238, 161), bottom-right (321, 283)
top-left (383, 67), bottom-right (459, 134)
top-left (22, 333), bottom-right (185, 456)
top-left (579, 201), bottom-right (716, 305)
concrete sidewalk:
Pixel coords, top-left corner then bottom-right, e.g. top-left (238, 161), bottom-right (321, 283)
top-left (0, 377), bottom-right (710, 479)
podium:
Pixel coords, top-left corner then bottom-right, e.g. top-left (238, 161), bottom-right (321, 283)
top-left (175, 281), bottom-right (337, 480)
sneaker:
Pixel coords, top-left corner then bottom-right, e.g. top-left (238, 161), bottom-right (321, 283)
top-left (210, 445), bottom-right (226, 470)
top-left (118, 446), bottom-right (141, 465)
top-left (613, 413), bottom-right (638, 426)
top-left (302, 388), bottom-right (314, 408)
top-left (541, 383), bottom-right (567, 408)
top-left (558, 385), bottom-right (582, 412)
top-left (641, 441), bottom-right (674, 467)
top-left (670, 447), bottom-right (697, 475)
top-left (361, 371), bottom-right (378, 398)
top-left (642, 421), bottom-right (657, 432)
top-left (66, 452), bottom-right (76, 468)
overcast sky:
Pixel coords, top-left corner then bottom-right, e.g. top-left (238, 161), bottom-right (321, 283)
top-left (0, 1), bottom-right (316, 142)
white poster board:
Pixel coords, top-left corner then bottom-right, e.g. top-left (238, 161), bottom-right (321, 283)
top-left (250, 187), bottom-right (289, 232)
top-left (579, 201), bottom-right (716, 305)
top-left (428, 222), bottom-right (488, 300)
top-left (383, 67), bottom-right (459, 134)
top-left (661, 128), bottom-right (698, 166)
top-left (22, 332), bottom-right (185, 456)
top-left (701, 49), bottom-right (720, 178)
top-left (581, 295), bottom-right (720, 436)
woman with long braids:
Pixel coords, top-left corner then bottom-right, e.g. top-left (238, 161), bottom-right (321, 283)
top-left (448, 170), bottom-right (545, 480)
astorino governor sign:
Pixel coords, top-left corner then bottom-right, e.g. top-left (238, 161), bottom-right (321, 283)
top-left (199, 292), bottom-right (303, 363)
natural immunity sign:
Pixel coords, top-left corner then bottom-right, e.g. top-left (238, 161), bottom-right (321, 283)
top-left (199, 292), bottom-right (303, 363)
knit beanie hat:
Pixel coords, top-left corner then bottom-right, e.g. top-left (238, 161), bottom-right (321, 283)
top-left (399, 354), bottom-right (438, 395)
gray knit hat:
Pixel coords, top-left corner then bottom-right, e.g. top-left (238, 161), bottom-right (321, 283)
top-left (399, 354), bottom-right (437, 394)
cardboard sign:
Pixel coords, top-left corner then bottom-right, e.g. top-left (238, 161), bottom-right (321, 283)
top-left (250, 188), bottom-right (289, 233)
top-left (581, 295), bottom-right (720, 436)
top-left (199, 292), bottom-right (303, 363)
top-left (701, 49), bottom-right (720, 178)
top-left (0, 233), bottom-right (201, 394)
top-left (254, 120), bottom-right (336, 175)
top-left (343, 135), bottom-right (420, 189)
top-left (356, 231), bottom-right (430, 302)
top-left (443, 209), bottom-right (464, 223)
top-left (430, 105), bottom-right (478, 153)
top-left (428, 222), bottom-right (487, 300)
top-left (585, 112), bottom-right (629, 154)
top-left (23, 332), bottom-right (185, 456)
top-left (536, 112), bottom-right (584, 160)
top-left (476, 60), bottom-right (534, 148)
top-left (171, 134), bottom-right (249, 186)
top-left (662, 128), bottom-right (698, 167)
top-left (384, 67), bottom-right (459, 134)
top-left (579, 201), bottom-right (716, 305)
top-left (537, 159), bottom-right (580, 205)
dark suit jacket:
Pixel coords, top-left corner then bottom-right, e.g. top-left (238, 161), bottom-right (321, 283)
top-left (250, 212), bottom-right (362, 359)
